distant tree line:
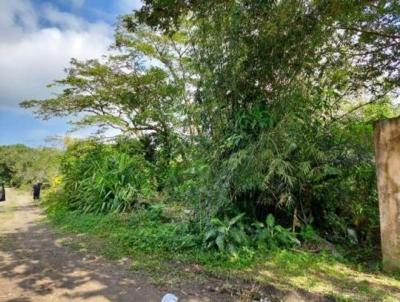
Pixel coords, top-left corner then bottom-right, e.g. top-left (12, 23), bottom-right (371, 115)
top-left (0, 145), bottom-right (60, 187)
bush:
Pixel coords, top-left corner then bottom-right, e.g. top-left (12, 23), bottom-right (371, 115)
top-left (61, 140), bottom-right (155, 213)
top-left (203, 213), bottom-right (249, 255)
top-left (253, 214), bottom-right (300, 249)
top-left (203, 212), bottom-right (301, 255)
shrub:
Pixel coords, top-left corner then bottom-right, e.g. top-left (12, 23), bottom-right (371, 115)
top-left (203, 213), bottom-right (249, 255)
top-left (61, 140), bottom-right (155, 214)
top-left (253, 214), bottom-right (300, 249)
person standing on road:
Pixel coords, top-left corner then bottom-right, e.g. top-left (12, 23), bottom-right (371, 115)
top-left (0, 183), bottom-right (5, 202)
top-left (33, 182), bottom-right (42, 200)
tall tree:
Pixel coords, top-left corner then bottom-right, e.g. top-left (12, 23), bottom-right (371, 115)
top-left (132, 0), bottom-right (400, 227)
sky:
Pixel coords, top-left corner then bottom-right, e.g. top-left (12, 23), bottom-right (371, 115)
top-left (0, 0), bottom-right (142, 147)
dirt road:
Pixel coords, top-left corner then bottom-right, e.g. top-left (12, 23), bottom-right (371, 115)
top-left (0, 189), bottom-right (230, 302)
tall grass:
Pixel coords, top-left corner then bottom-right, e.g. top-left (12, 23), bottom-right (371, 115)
top-left (61, 141), bottom-right (154, 213)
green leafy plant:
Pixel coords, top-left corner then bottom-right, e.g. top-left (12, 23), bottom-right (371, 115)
top-left (204, 213), bottom-right (249, 255)
top-left (253, 214), bottom-right (300, 249)
top-left (299, 225), bottom-right (322, 244)
top-left (61, 140), bottom-right (155, 214)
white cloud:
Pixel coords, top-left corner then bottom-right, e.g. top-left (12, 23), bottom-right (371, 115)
top-left (42, 4), bottom-right (88, 30)
top-left (0, 0), bottom-right (113, 109)
top-left (0, 0), bottom-right (38, 41)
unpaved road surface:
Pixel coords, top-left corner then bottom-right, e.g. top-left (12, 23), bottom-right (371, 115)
top-left (0, 189), bottom-right (232, 302)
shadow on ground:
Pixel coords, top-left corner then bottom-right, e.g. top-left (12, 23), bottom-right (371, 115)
top-left (0, 218), bottom-right (163, 302)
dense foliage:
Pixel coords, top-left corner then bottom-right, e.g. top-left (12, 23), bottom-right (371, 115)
top-left (21, 0), bottom-right (400, 257)
top-left (60, 140), bottom-right (155, 213)
top-left (0, 145), bottom-right (60, 187)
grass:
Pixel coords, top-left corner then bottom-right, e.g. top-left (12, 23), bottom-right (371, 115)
top-left (43, 192), bottom-right (400, 302)
top-left (230, 250), bottom-right (400, 301)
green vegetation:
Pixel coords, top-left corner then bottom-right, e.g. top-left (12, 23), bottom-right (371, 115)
top-left (60, 140), bottom-right (154, 213)
top-left (43, 190), bottom-right (400, 301)
top-left (0, 145), bottom-right (60, 187)
top-left (9, 0), bottom-right (400, 300)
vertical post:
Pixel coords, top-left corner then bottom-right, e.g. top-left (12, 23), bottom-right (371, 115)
top-left (374, 118), bottom-right (400, 271)
top-left (0, 183), bottom-right (5, 202)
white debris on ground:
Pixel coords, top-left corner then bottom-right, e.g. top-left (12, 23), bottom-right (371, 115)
top-left (161, 293), bottom-right (178, 302)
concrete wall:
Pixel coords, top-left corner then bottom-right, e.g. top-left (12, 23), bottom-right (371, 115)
top-left (374, 118), bottom-right (400, 271)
